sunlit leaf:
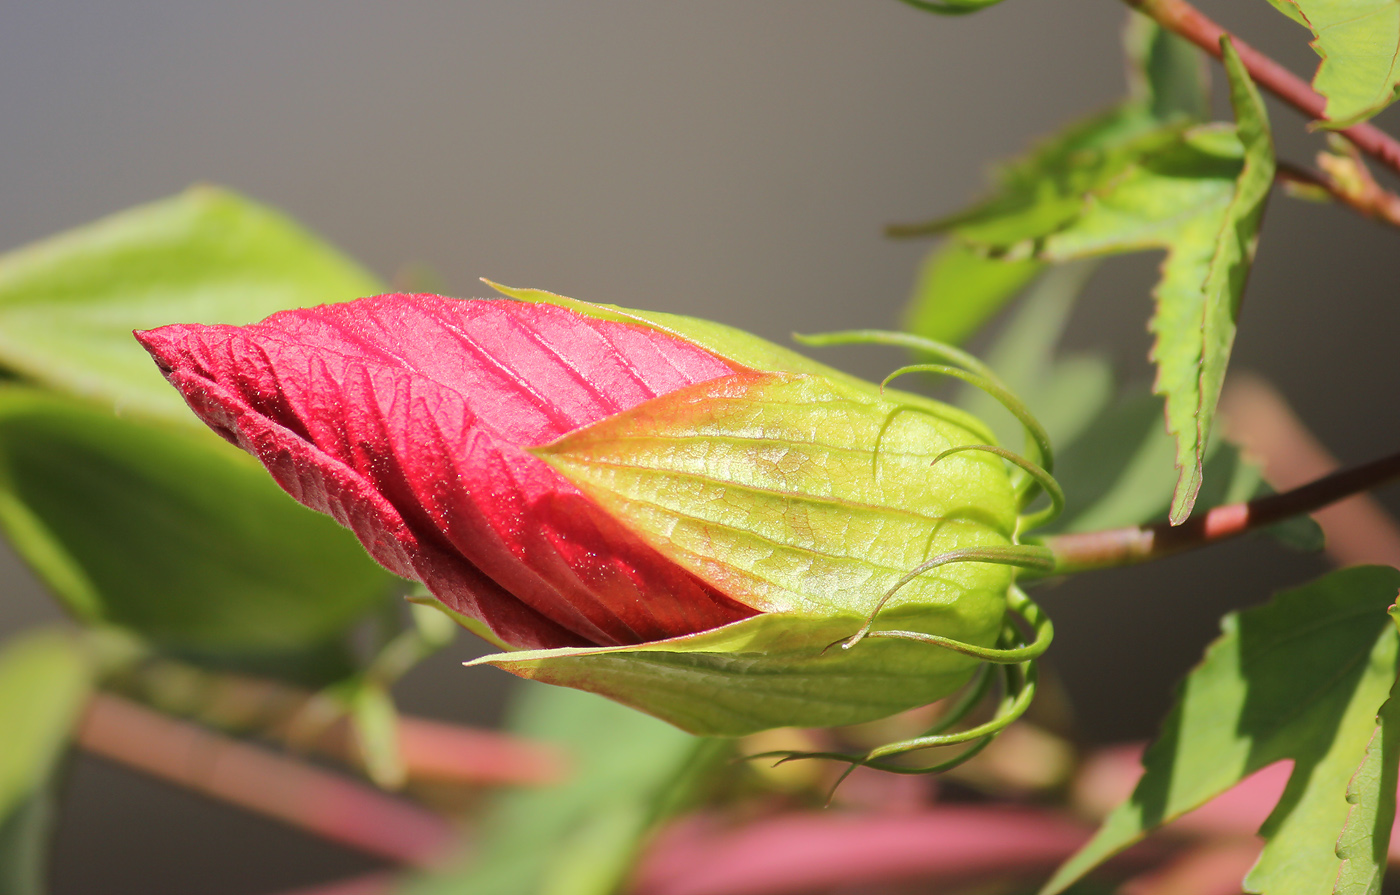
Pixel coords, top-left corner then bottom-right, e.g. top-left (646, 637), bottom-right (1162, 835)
top-left (921, 41), bottom-right (1273, 524)
top-left (0, 186), bottom-right (381, 424)
top-left (0, 387), bottom-right (396, 676)
top-left (0, 629), bottom-right (93, 895)
top-left (1042, 566), bottom-right (1400, 895)
top-left (1267, 0), bottom-right (1400, 128)
top-left (897, 17), bottom-right (1205, 352)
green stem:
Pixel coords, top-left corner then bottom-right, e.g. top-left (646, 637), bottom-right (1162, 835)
top-left (1042, 448), bottom-right (1400, 573)
top-left (1124, 0), bottom-right (1400, 178)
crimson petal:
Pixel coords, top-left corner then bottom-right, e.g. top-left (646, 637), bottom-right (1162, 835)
top-left (136, 294), bottom-right (757, 649)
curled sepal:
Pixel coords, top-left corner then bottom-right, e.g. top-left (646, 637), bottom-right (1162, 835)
top-left (931, 445), bottom-right (1064, 531)
top-left (468, 608), bottom-right (995, 736)
top-left (750, 655), bottom-right (1038, 774)
top-left (860, 585), bottom-right (1054, 665)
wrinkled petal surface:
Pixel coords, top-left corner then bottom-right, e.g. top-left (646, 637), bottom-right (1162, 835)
top-left (136, 294), bottom-right (756, 649)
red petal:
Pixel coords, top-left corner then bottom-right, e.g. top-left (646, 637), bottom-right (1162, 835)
top-left (136, 295), bottom-right (757, 648)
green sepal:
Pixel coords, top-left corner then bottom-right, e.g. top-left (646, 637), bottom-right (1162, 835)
top-left (468, 608), bottom-right (986, 736)
top-left (531, 371), bottom-right (1017, 620)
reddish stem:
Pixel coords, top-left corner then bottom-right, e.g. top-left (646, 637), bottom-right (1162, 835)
top-left (1043, 448), bottom-right (1400, 573)
top-left (75, 693), bottom-right (455, 866)
top-left (115, 659), bottom-right (567, 787)
top-left (1276, 161), bottom-right (1400, 228)
top-left (1126, 0), bottom-right (1400, 178)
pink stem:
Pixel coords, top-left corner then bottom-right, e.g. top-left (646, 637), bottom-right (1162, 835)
top-left (75, 693), bottom-right (455, 866)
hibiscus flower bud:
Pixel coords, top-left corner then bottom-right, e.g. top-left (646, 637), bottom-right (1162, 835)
top-left (135, 286), bottom-right (1032, 736)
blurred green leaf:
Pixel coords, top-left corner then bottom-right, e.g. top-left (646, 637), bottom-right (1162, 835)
top-left (1043, 566), bottom-right (1400, 895)
top-left (896, 0), bottom-right (1006, 14)
top-left (404, 683), bottom-right (717, 895)
top-left (1266, 0), bottom-right (1400, 128)
top-left (957, 260), bottom-right (1317, 549)
top-left (902, 240), bottom-right (1044, 348)
top-left (0, 186), bottom-right (381, 424)
top-left (924, 41), bottom-right (1273, 524)
top-left (0, 387), bottom-right (396, 675)
top-left (344, 679), bottom-right (405, 790)
top-left (1124, 14), bottom-right (1211, 123)
top-left (0, 628), bottom-right (93, 895)
top-left (959, 260), bottom-right (1113, 452)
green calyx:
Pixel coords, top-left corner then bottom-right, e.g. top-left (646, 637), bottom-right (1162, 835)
top-left (473, 282), bottom-right (1058, 741)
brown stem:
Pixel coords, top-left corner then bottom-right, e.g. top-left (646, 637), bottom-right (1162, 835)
top-left (1125, 0), bottom-right (1400, 178)
top-left (1042, 448), bottom-right (1400, 573)
top-left (1220, 373), bottom-right (1400, 568)
top-left (75, 693), bottom-right (455, 866)
top-left (1276, 160), bottom-right (1400, 228)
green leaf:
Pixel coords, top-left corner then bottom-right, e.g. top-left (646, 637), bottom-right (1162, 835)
top-left (0, 628), bottom-right (93, 895)
top-left (344, 680), bottom-right (405, 790)
top-left (1125, 14), bottom-right (1211, 123)
top-left (0, 387), bottom-right (396, 670)
top-left (1042, 566), bottom-right (1400, 895)
top-left (403, 683), bottom-right (715, 895)
top-left (1333, 631), bottom-right (1400, 895)
top-left (1268, 0), bottom-right (1400, 128)
top-left (938, 40), bottom-right (1273, 524)
top-left (895, 0), bottom-right (1006, 14)
top-left (0, 186), bottom-right (381, 425)
top-left (902, 241), bottom-right (1044, 347)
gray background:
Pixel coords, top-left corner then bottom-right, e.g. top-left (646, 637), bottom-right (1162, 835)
top-left (2, 2), bottom-right (1398, 892)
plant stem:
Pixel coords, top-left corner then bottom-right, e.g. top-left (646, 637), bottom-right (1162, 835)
top-left (75, 693), bottom-right (455, 865)
top-left (1125, 0), bottom-right (1400, 178)
top-left (110, 658), bottom-right (567, 787)
top-left (1276, 161), bottom-right (1400, 228)
top-left (1220, 374), bottom-right (1400, 568)
top-left (1042, 448), bottom-right (1400, 573)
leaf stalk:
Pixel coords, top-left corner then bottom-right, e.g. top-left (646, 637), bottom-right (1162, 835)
top-left (1042, 448), bottom-right (1400, 573)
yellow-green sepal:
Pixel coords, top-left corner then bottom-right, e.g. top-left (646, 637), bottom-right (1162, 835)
top-left (467, 607), bottom-right (991, 736)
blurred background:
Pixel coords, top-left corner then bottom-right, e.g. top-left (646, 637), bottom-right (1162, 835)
top-left (3, 1), bottom-right (1398, 892)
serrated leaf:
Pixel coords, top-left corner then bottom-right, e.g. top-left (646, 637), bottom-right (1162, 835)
top-left (1269, 0), bottom-right (1400, 128)
top-left (402, 684), bottom-right (715, 895)
top-left (938, 41), bottom-right (1273, 524)
top-left (0, 628), bottom-right (93, 895)
top-left (1333, 640), bottom-right (1400, 895)
top-left (1042, 566), bottom-right (1400, 895)
top-left (0, 186), bottom-right (381, 424)
top-left (0, 387), bottom-right (395, 672)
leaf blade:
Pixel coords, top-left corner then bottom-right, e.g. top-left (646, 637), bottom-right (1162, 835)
top-left (0, 187), bottom-right (381, 424)
top-left (1041, 566), bottom-right (1400, 894)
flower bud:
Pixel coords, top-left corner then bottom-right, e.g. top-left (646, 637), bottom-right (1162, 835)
top-left (136, 286), bottom-right (1020, 735)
